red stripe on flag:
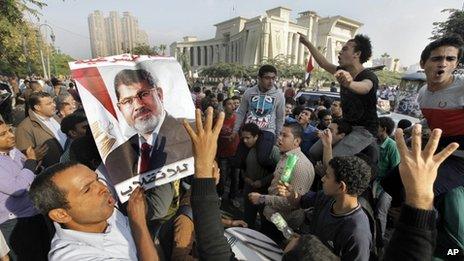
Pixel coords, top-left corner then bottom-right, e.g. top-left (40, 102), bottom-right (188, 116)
top-left (72, 67), bottom-right (119, 121)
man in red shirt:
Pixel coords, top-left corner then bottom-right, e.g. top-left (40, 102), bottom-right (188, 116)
top-left (217, 98), bottom-right (240, 202)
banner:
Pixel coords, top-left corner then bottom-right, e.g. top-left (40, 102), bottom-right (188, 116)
top-left (69, 54), bottom-right (195, 202)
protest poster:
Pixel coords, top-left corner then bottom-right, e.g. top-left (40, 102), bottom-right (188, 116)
top-left (69, 54), bottom-right (195, 203)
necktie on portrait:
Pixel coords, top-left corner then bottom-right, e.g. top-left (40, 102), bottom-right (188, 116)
top-left (139, 142), bottom-right (152, 173)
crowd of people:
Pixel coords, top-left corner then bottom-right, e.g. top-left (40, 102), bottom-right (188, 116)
top-left (0, 32), bottom-right (462, 261)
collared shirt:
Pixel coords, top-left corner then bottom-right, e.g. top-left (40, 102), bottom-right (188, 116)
top-left (137, 110), bottom-right (166, 173)
top-left (32, 111), bottom-right (67, 149)
top-left (0, 148), bottom-right (38, 224)
top-left (374, 137), bottom-right (400, 198)
top-left (263, 147), bottom-right (314, 224)
top-left (49, 209), bottom-right (137, 261)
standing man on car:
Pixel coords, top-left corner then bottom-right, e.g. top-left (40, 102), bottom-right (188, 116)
top-left (298, 33), bottom-right (379, 162)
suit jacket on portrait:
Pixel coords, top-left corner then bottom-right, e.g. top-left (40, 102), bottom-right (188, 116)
top-left (105, 114), bottom-right (193, 221)
top-left (105, 113), bottom-right (193, 186)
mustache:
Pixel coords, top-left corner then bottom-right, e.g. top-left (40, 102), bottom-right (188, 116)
top-left (133, 107), bottom-right (152, 118)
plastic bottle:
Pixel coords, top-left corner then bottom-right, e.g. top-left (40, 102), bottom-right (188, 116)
top-left (270, 212), bottom-right (294, 239)
top-left (280, 154), bottom-right (299, 184)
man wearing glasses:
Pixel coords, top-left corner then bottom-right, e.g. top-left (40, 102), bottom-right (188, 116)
top-left (105, 69), bottom-right (192, 224)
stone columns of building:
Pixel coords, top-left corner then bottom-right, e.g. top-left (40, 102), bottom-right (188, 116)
top-left (209, 46), bottom-right (213, 65)
top-left (298, 40), bottom-right (305, 65)
top-left (189, 47), bottom-right (194, 67)
top-left (292, 33), bottom-right (299, 64)
top-left (193, 46), bottom-right (198, 67)
top-left (287, 32), bottom-right (293, 63)
top-left (262, 22), bottom-right (270, 61)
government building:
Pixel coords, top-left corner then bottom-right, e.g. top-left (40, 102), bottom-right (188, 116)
top-left (170, 6), bottom-right (363, 69)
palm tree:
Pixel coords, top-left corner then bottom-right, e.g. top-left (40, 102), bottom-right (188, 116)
top-left (158, 44), bottom-right (167, 56)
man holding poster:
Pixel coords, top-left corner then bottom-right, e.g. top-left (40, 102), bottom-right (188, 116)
top-left (70, 55), bottom-right (195, 225)
top-left (106, 68), bottom-right (192, 221)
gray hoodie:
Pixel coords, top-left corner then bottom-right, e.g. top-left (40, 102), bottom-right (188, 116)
top-left (233, 85), bottom-right (285, 135)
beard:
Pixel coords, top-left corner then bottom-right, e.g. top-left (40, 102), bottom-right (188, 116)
top-left (133, 113), bottom-right (160, 135)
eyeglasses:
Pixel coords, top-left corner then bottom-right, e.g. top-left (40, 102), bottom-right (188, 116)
top-left (117, 89), bottom-right (155, 106)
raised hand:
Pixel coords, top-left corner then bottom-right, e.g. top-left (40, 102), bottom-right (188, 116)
top-left (395, 125), bottom-right (459, 209)
top-left (26, 146), bottom-right (37, 160)
top-left (334, 70), bottom-right (353, 88)
top-left (183, 107), bottom-right (225, 179)
top-left (317, 129), bottom-right (333, 147)
top-left (127, 186), bottom-right (148, 226)
top-left (277, 183), bottom-right (300, 207)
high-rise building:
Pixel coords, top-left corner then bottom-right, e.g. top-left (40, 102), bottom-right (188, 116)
top-left (105, 11), bottom-right (123, 55)
top-left (121, 12), bottom-right (139, 52)
top-left (88, 11), bottom-right (150, 57)
top-left (170, 6), bottom-right (363, 69)
top-left (88, 10), bottom-right (108, 57)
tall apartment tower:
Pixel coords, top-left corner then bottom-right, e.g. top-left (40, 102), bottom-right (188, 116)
top-left (88, 10), bottom-right (108, 57)
top-left (121, 12), bottom-right (139, 52)
top-left (105, 11), bottom-right (123, 55)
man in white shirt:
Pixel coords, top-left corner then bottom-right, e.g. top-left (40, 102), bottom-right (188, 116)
top-left (29, 162), bottom-right (160, 261)
top-left (15, 92), bottom-right (66, 168)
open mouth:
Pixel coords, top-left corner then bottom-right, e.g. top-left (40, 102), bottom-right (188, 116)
top-left (437, 70), bottom-right (445, 76)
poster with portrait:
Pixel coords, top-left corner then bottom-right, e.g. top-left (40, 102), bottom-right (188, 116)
top-left (69, 54), bottom-right (195, 202)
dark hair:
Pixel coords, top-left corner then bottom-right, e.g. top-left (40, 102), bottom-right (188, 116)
top-left (378, 116), bottom-right (395, 136)
top-left (216, 92), bottom-right (224, 102)
top-left (332, 118), bottom-right (352, 135)
top-left (284, 122), bottom-right (304, 140)
top-left (317, 109), bottom-right (331, 120)
top-left (70, 135), bottom-right (102, 171)
top-left (51, 77), bottom-right (61, 86)
top-left (420, 35), bottom-right (463, 63)
top-left (231, 95), bottom-right (241, 101)
top-left (282, 234), bottom-right (339, 261)
top-left (297, 96), bottom-right (306, 106)
top-left (55, 93), bottom-right (72, 112)
top-left (114, 69), bottom-right (158, 100)
top-left (292, 105), bottom-right (305, 117)
top-left (222, 97), bottom-right (233, 107)
top-left (29, 162), bottom-right (78, 215)
top-left (258, 64), bottom-right (277, 77)
top-left (193, 86), bottom-right (201, 93)
top-left (349, 34), bottom-right (373, 64)
top-left (328, 156), bottom-right (371, 196)
top-left (397, 119), bottom-right (412, 130)
top-left (60, 113), bottom-right (87, 136)
top-left (241, 123), bottom-right (260, 137)
top-left (285, 97), bottom-right (296, 106)
top-left (28, 91), bottom-right (52, 112)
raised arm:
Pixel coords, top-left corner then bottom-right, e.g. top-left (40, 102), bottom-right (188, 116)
top-left (298, 33), bottom-right (338, 74)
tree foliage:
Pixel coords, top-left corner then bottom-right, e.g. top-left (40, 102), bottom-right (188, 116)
top-left (0, 0), bottom-right (75, 77)
top-left (431, 8), bottom-right (464, 66)
top-left (375, 69), bottom-right (403, 86)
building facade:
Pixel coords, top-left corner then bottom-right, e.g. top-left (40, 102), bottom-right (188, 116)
top-left (88, 10), bottom-right (150, 57)
top-left (170, 7), bottom-right (363, 69)
top-left (88, 10), bottom-right (108, 58)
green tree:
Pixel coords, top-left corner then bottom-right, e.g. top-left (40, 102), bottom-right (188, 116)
top-left (375, 70), bottom-right (403, 86)
top-left (431, 8), bottom-right (464, 65)
top-left (158, 44), bottom-right (167, 56)
top-left (131, 44), bottom-right (158, 55)
top-left (0, 0), bottom-right (48, 76)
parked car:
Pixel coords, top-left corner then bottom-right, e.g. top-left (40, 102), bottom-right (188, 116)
top-left (294, 91), bottom-right (420, 125)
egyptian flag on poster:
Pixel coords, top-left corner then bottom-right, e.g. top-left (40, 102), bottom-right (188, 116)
top-left (305, 55), bottom-right (314, 84)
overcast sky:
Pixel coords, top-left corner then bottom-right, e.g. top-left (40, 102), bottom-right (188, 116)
top-left (34, 0), bottom-right (463, 66)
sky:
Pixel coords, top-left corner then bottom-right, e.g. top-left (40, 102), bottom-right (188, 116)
top-left (34, 0), bottom-right (463, 67)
